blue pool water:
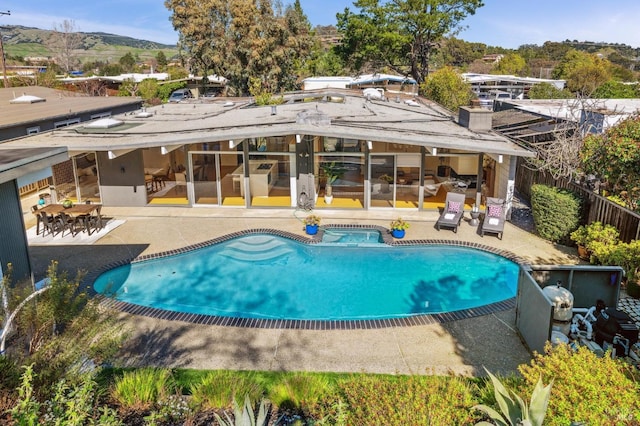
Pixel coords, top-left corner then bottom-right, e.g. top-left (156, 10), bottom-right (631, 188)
top-left (93, 234), bottom-right (519, 320)
top-left (321, 228), bottom-right (384, 245)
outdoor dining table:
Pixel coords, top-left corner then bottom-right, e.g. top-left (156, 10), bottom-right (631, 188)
top-left (39, 203), bottom-right (100, 217)
top-left (38, 203), bottom-right (102, 235)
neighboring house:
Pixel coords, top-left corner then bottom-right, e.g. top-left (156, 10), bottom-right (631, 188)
top-left (493, 98), bottom-right (640, 143)
top-left (462, 73), bottom-right (567, 101)
top-left (0, 88), bottom-right (534, 216)
top-left (303, 74), bottom-right (417, 95)
top-left (0, 86), bottom-right (143, 141)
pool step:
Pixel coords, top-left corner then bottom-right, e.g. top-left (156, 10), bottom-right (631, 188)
top-left (219, 235), bottom-right (294, 261)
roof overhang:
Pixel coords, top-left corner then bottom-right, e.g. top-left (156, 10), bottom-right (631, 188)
top-left (0, 147), bottom-right (68, 184)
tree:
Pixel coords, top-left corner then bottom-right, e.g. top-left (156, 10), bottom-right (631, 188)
top-left (552, 50), bottom-right (611, 96)
top-left (420, 66), bottom-right (473, 111)
top-left (592, 80), bottom-right (638, 98)
top-left (156, 51), bottom-right (168, 72)
top-left (491, 53), bottom-right (528, 76)
top-left (165, 0), bottom-right (315, 96)
top-left (437, 37), bottom-right (485, 68)
top-left (119, 52), bottom-right (137, 73)
top-left (335, 0), bottom-right (484, 84)
top-left (581, 114), bottom-right (640, 210)
top-left (46, 19), bottom-right (83, 73)
top-left (528, 82), bottom-right (573, 99)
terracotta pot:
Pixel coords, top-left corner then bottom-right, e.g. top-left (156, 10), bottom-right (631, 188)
top-left (577, 244), bottom-right (590, 261)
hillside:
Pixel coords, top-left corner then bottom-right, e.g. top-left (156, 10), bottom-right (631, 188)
top-left (0, 25), bottom-right (179, 63)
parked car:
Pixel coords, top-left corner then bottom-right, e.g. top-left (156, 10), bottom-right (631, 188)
top-left (168, 89), bottom-right (192, 103)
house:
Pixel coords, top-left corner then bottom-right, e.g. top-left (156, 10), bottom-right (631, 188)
top-left (462, 73), bottom-right (567, 101)
top-left (0, 87), bottom-right (141, 284)
top-left (0, 87), bottom-right (534, 217)
top-left (492, 98), bottom-right (640, 143)
top-left (303, 74), bottom-right (417, 95)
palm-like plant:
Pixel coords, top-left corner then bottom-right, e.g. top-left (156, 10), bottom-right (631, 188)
top-left (320, 162), bottom-right (346, 197)
top-left (473, 369), bottom-right (552, 426)
top-left (214, 395), bottom-right (270, 426)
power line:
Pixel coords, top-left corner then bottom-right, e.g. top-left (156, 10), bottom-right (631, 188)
top-left (0, 10), bottom-right (10, 88)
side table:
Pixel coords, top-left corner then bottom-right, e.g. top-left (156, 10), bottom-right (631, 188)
top-left (469, 210), bottom-right (480, 226)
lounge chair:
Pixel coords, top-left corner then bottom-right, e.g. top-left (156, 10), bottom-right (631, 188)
top-left (481, 197), bottom-right (506, 240)
top-left (435, 192), bottom-right (466, 233)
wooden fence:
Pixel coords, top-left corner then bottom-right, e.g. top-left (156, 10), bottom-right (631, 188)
top-left (516, 163), bottom-right (640, 243)
top-left (18, 177), bottom-right (52, 197)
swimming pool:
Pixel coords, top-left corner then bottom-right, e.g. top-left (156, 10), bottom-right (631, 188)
top-left (93, 232), bottom-right (519, 322)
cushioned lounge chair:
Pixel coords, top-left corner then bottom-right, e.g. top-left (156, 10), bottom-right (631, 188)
top-left (435, 192), bottom-right (465, 233)
top-left (481, 197), bottom-right (506, 240)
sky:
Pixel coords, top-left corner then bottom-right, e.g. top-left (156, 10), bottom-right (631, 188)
top-left (1, 0), bottom-right (639, 49)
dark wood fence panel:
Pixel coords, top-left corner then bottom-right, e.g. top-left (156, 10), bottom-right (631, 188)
top-left (516, 161), bottom-right (640, 242)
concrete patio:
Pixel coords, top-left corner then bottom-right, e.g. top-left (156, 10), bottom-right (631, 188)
top-left (28, 205), bottom-right (581, 376)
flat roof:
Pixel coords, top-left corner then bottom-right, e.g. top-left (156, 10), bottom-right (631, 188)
top-left (0, 89), bottom-right (535, 158)
top-left (0, 87), bottom-right (141, 130)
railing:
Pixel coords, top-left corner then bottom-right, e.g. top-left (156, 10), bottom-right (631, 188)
top-left (18, 177), bottom-right (52, 197)
top-left (516, 163), bottom-right (640, 243)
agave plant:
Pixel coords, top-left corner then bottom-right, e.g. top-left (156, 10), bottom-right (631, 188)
top-left (214, 395), bottom-right (270, 426)
top-left (473, 369), bottom-right (552, 426)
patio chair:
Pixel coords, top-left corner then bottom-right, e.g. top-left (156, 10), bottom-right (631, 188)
top-left (39, 211), bottom-right (59, 237)
top-left (481, 197), bottom-right (506, 240)
top-left (57, 212), bottom-right (79, 237)
top-left (86, 205), bottom-right (103, 235)
top-left (435, 192), bottom-right (466, 233)
top-left (31, 205), bottom-right (42, 235)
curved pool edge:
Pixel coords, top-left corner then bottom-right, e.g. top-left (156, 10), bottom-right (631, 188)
top-left (85, 225), bottom-right (527, 329)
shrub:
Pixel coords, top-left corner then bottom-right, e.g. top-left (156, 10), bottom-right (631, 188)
top-left (598, 240), bottom-right (640, 297)
top-left (530, 184), bottom-right (581, 243)
top-left (189, 370), bottom-right (263, 411)
top-left (518, 343), bottom-right (640, 425)
top-left (112, 368), bottom-right (175, 411)
top-left (570, 221), bottom-right (620, 264)
top-left (268, 372), bottom-right (331, 415)
top-left (336, 375), bottom-right (479, 425)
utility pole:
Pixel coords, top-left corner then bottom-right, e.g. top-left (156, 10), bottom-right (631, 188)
top-left (0, 10), bottom-right (10, 88)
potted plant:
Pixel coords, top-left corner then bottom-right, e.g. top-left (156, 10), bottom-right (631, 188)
top-left (320, 162), bottom-right (346, 205)
top-left (379, 174), bottom-right (394, 193)
top-left (570, 222), bottom-right (619, 262)
top-left (303, 214), bottom-right (321, 235)
top-left (390, 217), bottom-right (410, 239)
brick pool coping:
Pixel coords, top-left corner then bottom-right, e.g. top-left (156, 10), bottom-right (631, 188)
top-left (86, 225), bottom-right (527, 329)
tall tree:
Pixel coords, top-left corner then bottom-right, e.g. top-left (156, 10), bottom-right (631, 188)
top-left (46, 19), bottom-right (83, 73)
top-left (336, 0), bottom-right (484, 84)
top-left (165, 0), bottom-right (315, 95)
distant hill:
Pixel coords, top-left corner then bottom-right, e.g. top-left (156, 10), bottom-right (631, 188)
top-left (0, 25), bottom-right (179, 63)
